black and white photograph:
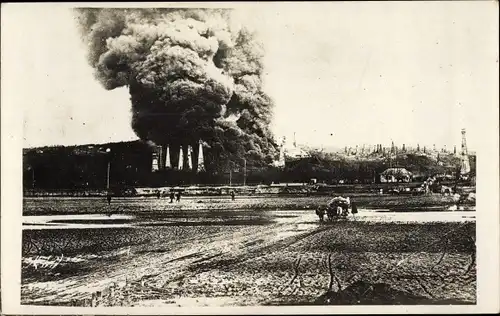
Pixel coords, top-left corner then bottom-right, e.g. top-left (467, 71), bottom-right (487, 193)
top-left (1, 1), bottom-right (499, 313)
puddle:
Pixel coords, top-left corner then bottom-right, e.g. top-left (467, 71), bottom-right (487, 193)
top-left (135, 219), bottom-right (272, 227)
top-left (23, 223), bottom-right (133, 230)
top-left (50, 219), bottom-right (132, 225)
top-left (24, 214), bottom-right (135, 224)
top-left (276, 231), bottom-right (298, 239)
top-left (296, 223), bottom-right (317, 231)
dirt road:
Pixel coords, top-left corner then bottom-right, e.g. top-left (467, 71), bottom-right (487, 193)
top-left (22, 209), bottom-right (475, 306)
top-left (22, 210), bottom-right (321, 305)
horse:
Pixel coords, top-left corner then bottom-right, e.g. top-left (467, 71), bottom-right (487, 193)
top-left (316, 206), bottom-right (327, 222)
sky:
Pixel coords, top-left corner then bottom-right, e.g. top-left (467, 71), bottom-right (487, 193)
top-left (3, 2), bottom-right (498, 151)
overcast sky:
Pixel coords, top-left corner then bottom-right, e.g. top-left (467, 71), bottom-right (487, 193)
top-left (3, 2), bottom-right (498, 150)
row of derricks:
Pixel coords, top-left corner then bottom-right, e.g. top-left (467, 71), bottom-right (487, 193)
top-left (315, 196), bottom-right (358, 222)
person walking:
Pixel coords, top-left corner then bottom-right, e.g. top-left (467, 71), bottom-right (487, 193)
top-left (106, 192), bottom-right (113, 217)
top-left (176, 190), bottom-right (182, 202)
top-left (169, 190), bottom-right (175, 203)
top-left (351, 200), bottom-right (358, 215)
top-left (230, 190), bottom-right (235, 201)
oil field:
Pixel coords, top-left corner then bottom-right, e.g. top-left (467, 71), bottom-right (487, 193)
top-left (22, 193), bottom-right (476, 307)
top-left (11, 2), bottom-right (491, 309)
top-left (21, 142), bottom-right (477, 307)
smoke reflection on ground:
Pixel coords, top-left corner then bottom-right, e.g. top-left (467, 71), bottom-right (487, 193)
top-left (23, 208), bottom-right (475, 231)
top-left (21, 197), bottom-right (476, 307)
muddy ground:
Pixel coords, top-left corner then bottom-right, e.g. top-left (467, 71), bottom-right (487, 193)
top-left (23, 194), bottom-right (467, 216)
top-left (21, 197), bottom-right (476, 307)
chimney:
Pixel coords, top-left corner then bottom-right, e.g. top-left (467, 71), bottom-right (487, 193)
top-left (165, 145), bottom-right (171, 168)
top-left (157, 145), bottom-right (164, 169)
top-left (187, 145), bottom-right (193, 170)
top-left (178, 146), bottom-right (184, 170)
top-left (197, 140), bottom-right (205, 172)
top-left (152, 150), bottom-right (159, 172)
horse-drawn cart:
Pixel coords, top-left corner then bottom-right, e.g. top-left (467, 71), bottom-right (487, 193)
top-left (316, 196), bottom-right (353, 222)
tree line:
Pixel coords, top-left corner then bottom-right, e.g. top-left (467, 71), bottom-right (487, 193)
top-left (22, 141), bottom-right (475, 190)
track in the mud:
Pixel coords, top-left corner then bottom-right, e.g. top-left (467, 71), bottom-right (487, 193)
top-left (21, 200), bottom-right (476, 307)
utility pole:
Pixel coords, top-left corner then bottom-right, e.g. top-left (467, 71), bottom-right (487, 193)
top-left (107, 161), bottom-right (111, 189)
top-left (229, 162), bottom-right (232, 186)
top-left (243, 158), bottom-right (247, 186)
top-left (106, 148), bottom-right (111, 190)
top-left (31, 167), bottom-right (35, 195)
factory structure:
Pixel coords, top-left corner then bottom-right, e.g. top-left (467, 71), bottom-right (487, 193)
top-left (269, 128), bottom-right (474, 184)
top-left (22, 138), bottom-right (212, 192)
top-left (151, 140), bottom-right (206, 173)
top-left (22, 128), bottom-right (474, 192)
top-left (272, 134), bottom-right (310, 168)
top-left (149, 128), bottom-right (473, 178)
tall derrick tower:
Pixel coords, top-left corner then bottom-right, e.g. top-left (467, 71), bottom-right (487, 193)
top-left (152, 145), bottom-right (163, 172)
top-left (460, 129), bottom-right (471, 177)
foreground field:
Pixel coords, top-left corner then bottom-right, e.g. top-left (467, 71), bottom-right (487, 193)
top-left (23, 194), bottom-right (465, 216)
top-left (21, 197), bottom-right (475, 306)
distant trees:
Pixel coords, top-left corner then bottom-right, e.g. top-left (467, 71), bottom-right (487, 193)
top-left (23, 140), bottom-right (278, 189)
top-left (23, 141), bottom-right (472, 190)
top-left (277, 150), bottom-right (464, 184)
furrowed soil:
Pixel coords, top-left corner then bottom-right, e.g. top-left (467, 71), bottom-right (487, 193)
top-left (23, 194), bottom-right (463, 216)
top-left (21, 197), bottom-right (476, 307)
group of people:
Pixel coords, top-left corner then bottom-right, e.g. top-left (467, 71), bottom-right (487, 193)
top-left (167, 190), bottom-right (182, 203)
top-left (155, 189), bottom-right (182, 202)
top-left (106, 189), bottom-right (238, 205)
top-left (105, 190), bottom-right (183, 205)
top-left (315, 196), bottom-right (358, 222)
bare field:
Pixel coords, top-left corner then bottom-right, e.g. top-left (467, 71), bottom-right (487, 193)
top-left (23, 194), bottom-right (462, 216)
top-left (21, 197), bottom-right (475, 306)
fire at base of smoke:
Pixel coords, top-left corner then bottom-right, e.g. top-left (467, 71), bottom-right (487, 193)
top-left (75, 8), bottom-right (278, 169)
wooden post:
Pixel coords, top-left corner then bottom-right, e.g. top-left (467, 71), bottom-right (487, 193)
top-left (243, 159), bottom-right (247, 186)
top-left (106, 161), bottom-right (111, 190)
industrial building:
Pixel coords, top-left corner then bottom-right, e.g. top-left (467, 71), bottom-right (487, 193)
top-left (379, 168), bottom-right (413, 183)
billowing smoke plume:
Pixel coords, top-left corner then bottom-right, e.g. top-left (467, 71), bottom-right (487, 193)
top-left (75, 8), bottom-right (277, 171)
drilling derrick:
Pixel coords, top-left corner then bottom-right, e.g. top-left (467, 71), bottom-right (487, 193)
top-left (460, 129), bottom-right (471, 178)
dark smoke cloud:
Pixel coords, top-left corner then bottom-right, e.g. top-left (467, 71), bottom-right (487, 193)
top-left (75, 8), bottom-right (277, 170)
